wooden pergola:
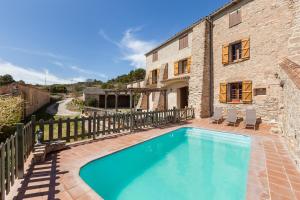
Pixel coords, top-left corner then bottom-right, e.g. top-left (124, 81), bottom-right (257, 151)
top-left (102, 87), bottom-right (167, 112)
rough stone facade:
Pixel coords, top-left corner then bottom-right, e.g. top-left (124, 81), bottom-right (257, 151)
top-left (188, 21), bottom-right (211, 118)
top-left (143, 0), bottom-right (300, 124)
top-left (279, 59), bottom-right (300, 167)
top-left (145, 31), bottom-right (193, 110)
top-left (212, 0), bottom-right (294, 122)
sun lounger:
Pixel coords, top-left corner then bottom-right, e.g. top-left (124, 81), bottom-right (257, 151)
top-left (226, 109), bottom-right (238, 126)
top-left (211, 107), bottom-right (223, 124)
top-left (245, 108), bottom-right (257, 130)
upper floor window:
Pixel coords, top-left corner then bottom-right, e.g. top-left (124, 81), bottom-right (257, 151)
top-left (229, 9), bottom-right (242, 28)
top-left (174, 57), bottom-right (192, 76)
top-left (222, 38), bottom-right (250, 65)
top-left (231, 42), bottom-right (242, 62)
top-left (178, 59), bottom-right (188, 74)
top-left (152, 51), bottom-right (158, 62)
top-left (179, 35), bottom-right (188, 50)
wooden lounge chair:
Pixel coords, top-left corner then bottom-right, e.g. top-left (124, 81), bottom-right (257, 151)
top-left (211, 107), bottom-right (223, 124)
top-left (226, 109), bottom-right (238, 126)
top-left (245, 109), bottom-right (257, 130)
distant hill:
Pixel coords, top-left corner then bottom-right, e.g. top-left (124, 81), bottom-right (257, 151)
top-left (102, 68), bottom-right (145, 89)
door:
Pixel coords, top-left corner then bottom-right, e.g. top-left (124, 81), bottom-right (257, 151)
top-left (179, 86), bottom-right (189, 109)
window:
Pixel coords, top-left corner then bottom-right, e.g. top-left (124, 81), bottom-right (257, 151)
top-left (179, 35), bottom-right (188, 50)
top-left (152, 51), bottom-right (158, 62)
top-left (229, 9), bottom-right (242, 28)
top-left (152, 69), bottom-right (158, 84)
top-left (178, 59), bottom-right (188, 74)
top-left (230, 42), bottom-right (242, 62)
top-left (219, 81), bottom-right (252, 104)
top-left (174, 57), bottom-right (191, 76)
top-left (222, 38), bottom-right (250, 65)
top-left (228, 82), bottom-right (243, 103)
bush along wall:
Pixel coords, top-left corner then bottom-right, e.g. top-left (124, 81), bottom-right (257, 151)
top-left (0, 96), bottom-right (24, 142)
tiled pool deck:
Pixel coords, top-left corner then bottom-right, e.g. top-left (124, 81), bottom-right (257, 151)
top-left (8, 119), bottom-right (300, 200)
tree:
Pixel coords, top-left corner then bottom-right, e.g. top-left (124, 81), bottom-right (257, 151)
top-left (101, 68), bottom-right (146, 89)
top-left (0, 74), bottom-right (15, 86)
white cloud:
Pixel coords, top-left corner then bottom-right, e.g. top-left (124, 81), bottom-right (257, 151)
top-left (0, 46), bottom-right (69, 60)
top-left (99, 27), bottom-right (158, 68)
top-left (0, 59), bottom-right (86, 85)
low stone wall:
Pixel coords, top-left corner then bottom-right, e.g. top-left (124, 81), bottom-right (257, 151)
top-left (279, 59), bottom-right (300, 167)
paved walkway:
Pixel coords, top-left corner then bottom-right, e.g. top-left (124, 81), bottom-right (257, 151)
top-left (8, 119), bottom-right (300, 200)
top-left (46, 98), bottom-right (80, 116)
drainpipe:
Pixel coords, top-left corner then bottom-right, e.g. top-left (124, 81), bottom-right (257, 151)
top-left (206, 17), bottom-right (214, 117)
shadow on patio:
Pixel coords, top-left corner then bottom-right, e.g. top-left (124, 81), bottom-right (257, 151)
top-left (13, 153), bottom-right (68, 200)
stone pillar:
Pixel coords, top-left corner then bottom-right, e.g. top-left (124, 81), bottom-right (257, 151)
top-left (104, 92), bottom-right (108, 110)
top-left (163, 90), bottom-right (167, 110)
top-left (115, 93), bottom-right (118, 112)
top-left (146, 92), bottom-right (150, 111)
top-left (129, 90), bottom-right (133, 111)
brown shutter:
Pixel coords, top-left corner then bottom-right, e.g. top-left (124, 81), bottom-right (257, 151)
top-left (187, 57), bottom-right (192, 73)
top-left (222, 45), bottom-right (229, 65)
top-left (174, 62), bottom-right (179, 76)
top-left (241, 38), bottom-right (250, 59)
top-left (148, 71), bottom-right (153, 85)
top-left (219, 83), bottom-right (227, 103)
top-left (157, 69), bottom-right (160, 82)
top-left (242, 80), bottom-right (252, 103)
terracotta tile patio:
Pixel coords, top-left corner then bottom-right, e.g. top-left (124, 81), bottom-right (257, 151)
top-left (7, 119), bottom-right (300, 200)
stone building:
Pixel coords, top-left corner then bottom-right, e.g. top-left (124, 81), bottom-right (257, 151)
top-left (143, 0), bottom-right (296, 121)
top-left (0, 83), bottom-right (50, 117)
top-left (142, 0), bottom-right (300, 165)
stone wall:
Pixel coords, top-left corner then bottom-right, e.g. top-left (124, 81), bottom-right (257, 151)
top-left (188, 21), bottom-right (211, 118)
top-left (279, 59), bottom-right (300, 167)
top-left (212, 0), bottom-right (294, 122)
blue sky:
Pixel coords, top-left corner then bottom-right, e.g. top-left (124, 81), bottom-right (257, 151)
top-left (0, 0), bottom-right (229, 84)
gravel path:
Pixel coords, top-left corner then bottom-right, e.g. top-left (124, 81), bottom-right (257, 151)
top-left (46, 98), bottom-right (80, 116)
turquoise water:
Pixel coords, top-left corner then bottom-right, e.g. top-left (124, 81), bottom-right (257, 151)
top-left (80, 127), bottom-right (251, 200)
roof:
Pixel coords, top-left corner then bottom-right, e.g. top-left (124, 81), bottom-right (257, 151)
top-left (83, 87), bottom-right (166, 95)
top-left (145, 0), bottom-right (243, 56)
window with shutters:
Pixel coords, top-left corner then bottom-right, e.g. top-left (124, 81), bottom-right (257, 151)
top-left (230, 42), bottom-right (242, 62)
top-left (228, 82), bottom-right (243, 103)
top-left (219, 81), bottom-right (252, 104)
top-left (178, 59), bottom-right (188, 74)
top-left (229, 9), bottom-right (242, 28)
top-left (179, 35), bottom-right (188, 50)
top-left (174, 57), bottom-right (191, 76)
top-left (152, 51), bottom-right (158, 62)
top-left (222, 38), bottom-right (250, 65)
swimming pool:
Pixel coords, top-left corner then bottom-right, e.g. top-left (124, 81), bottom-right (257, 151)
top-left (80, 127), bottom-right (251, 200)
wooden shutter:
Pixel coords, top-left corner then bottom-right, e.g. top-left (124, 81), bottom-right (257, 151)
top-left (219, 83), bottom-right (227, 103)
top-left (241, 38), bottom-right (250, 59)
top-left (157, 69), bottom-right (160, 82)
top-left (242, 80), bottom-right (252, 103)
top-left (174, 62), bottom-right (179, 76)
top-left (187, 57), bottom-right (192, 73)
top-left (222, 45), bottom-right (229, 65)
top-left (148, 71), bottom-right (153, 85)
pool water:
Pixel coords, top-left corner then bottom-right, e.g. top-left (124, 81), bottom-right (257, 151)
top-left (80, 127), bottom-right (251, 200)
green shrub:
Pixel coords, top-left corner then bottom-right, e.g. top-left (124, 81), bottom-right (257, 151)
top-left (85, 98), bottom-right (97, 107)
top-left (0, 96), bottom-right (24, 141)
